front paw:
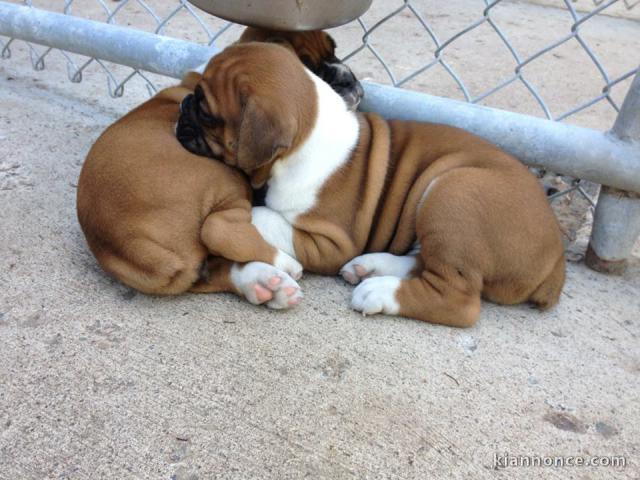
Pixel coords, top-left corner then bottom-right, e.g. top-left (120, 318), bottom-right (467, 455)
top-left (232, 262), bottom-right (303, 309)
top-left (274, 250), bottom-right (303, 280)
top-left (340, 256), bottom-right (376, 285)
top-left (341, 253), bottom-right (417, 285)
top-left (351, 276), bottom-right (401, 316)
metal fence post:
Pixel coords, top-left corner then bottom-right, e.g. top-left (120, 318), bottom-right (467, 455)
top-left (586, 69), bottom-right (640, 274)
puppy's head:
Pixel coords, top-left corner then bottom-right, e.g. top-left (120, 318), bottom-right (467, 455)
top-left (239, 27), bottom-right (363, 110)
top-left (176, 43), bottom-right (317, 187)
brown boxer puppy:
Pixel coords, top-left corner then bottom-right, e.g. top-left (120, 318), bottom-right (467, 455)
top-left (77, 71), bottom-right (303, 309)
top-left (177, 43), bottom-right (565, 328)
top-left (238, 27), bottom-right (363, 110)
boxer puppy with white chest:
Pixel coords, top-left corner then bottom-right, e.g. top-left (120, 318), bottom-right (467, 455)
top-left (177, 43), bottom-right (566, 328)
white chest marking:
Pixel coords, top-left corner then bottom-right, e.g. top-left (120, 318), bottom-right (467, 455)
top-left (264, 71), bottom-right (360, 223)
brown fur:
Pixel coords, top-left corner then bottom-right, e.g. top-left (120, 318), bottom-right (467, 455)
top-left (192, 43), bottom-right (566, 327)
top-left (237, 27), bottom-right (363, 110)
top-left (238, 27), bottom-right (336, 67)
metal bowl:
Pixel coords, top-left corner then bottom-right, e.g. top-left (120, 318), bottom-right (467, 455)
top-left (187, 0), bottom-right (372, 31)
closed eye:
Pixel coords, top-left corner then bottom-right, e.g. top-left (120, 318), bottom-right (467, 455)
top-left (197, 101), bottom-right (224, 127)
top-left (198, 107), bottom-right (224, 128)
top-left (195, 85), bottom-right (224, 127)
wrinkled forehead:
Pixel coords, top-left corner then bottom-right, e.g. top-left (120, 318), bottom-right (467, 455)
top-left (198, 43), bottom-right (307, 114)
top-left (196, 78), bottom-right (241, 123)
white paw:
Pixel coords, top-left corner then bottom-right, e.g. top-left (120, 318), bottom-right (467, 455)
top-left (340, 253), bottom-right (417, 285)
top-left (351, 276), bottom-right (401, 316)
top-left (231, 262), bottom-right (303, 310)
top-left (273, 250), bottom-right (303, 280)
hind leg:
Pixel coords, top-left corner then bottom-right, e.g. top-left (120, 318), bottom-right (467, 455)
top-left (350, 173), bottom-right (484, 327)
top-left (340, 253), bottom-right (420, 285)
top-left (350, 263), bottom-right (482, 328)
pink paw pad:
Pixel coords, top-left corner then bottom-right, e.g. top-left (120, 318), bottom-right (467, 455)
top-left (283, 286), bottom-right (298, 296)
top-left (253, 284), bottom-right (273, 303)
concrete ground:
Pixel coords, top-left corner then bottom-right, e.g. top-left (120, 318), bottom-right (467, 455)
top-left (1, 1), bottom-right (640, 479)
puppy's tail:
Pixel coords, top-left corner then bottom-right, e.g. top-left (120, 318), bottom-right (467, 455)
top-left (528, 255), bottom-right (566, 310)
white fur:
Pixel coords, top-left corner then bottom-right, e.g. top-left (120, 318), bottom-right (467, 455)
top-left (273, 250), bottom-right (303, 280)
top-left (351, 276), bottom-right (401, 316)
top-left (251, 206), bottom-right (296, 257)
top-left (262, 71), bottom-right (360, 222)
top-left (340, 253), bottom-right (417, 285)
top-left (230, 262), bottom-right (302, 309)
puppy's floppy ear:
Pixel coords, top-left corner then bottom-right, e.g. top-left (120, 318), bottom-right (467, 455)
top-left (237, 95), bottom-right (294, 174)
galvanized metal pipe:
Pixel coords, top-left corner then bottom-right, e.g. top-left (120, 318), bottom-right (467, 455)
top-left (586, 70), bottom-right (640, 274)
top-left (359, 82), bottom-right (640, 195)
top-left (0, 2), bottom-right (217, 78)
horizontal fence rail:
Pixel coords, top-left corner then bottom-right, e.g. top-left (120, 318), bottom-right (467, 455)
top-left (361, 82), bottom-right (640, 194)
top-left (0, 2), bottom-right (217, 78)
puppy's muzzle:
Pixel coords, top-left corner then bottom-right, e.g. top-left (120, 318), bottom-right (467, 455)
top-left (318, 61), bottom-right (364, 110)
top-left (176, 93), bottom-right (214, 158)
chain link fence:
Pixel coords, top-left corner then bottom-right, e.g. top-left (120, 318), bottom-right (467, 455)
top-left (1, 1), bottom-right (637, 120)
top-left (1, 0), bottom-right (639, 261)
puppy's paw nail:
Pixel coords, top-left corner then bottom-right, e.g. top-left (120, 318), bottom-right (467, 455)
top-left (268, 276), bottom-right (282, 287)
top-left (253, 284), bottom-right (273, 303)
top-left (340, 270), bottom-right (356, 284)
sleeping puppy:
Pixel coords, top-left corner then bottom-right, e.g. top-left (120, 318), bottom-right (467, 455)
top-left (176, 43), bottom-right (566, 328)
top-left (238, 27), bottom-right (363, 110)
top-left (77, 71), bottom-right (303, 308)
